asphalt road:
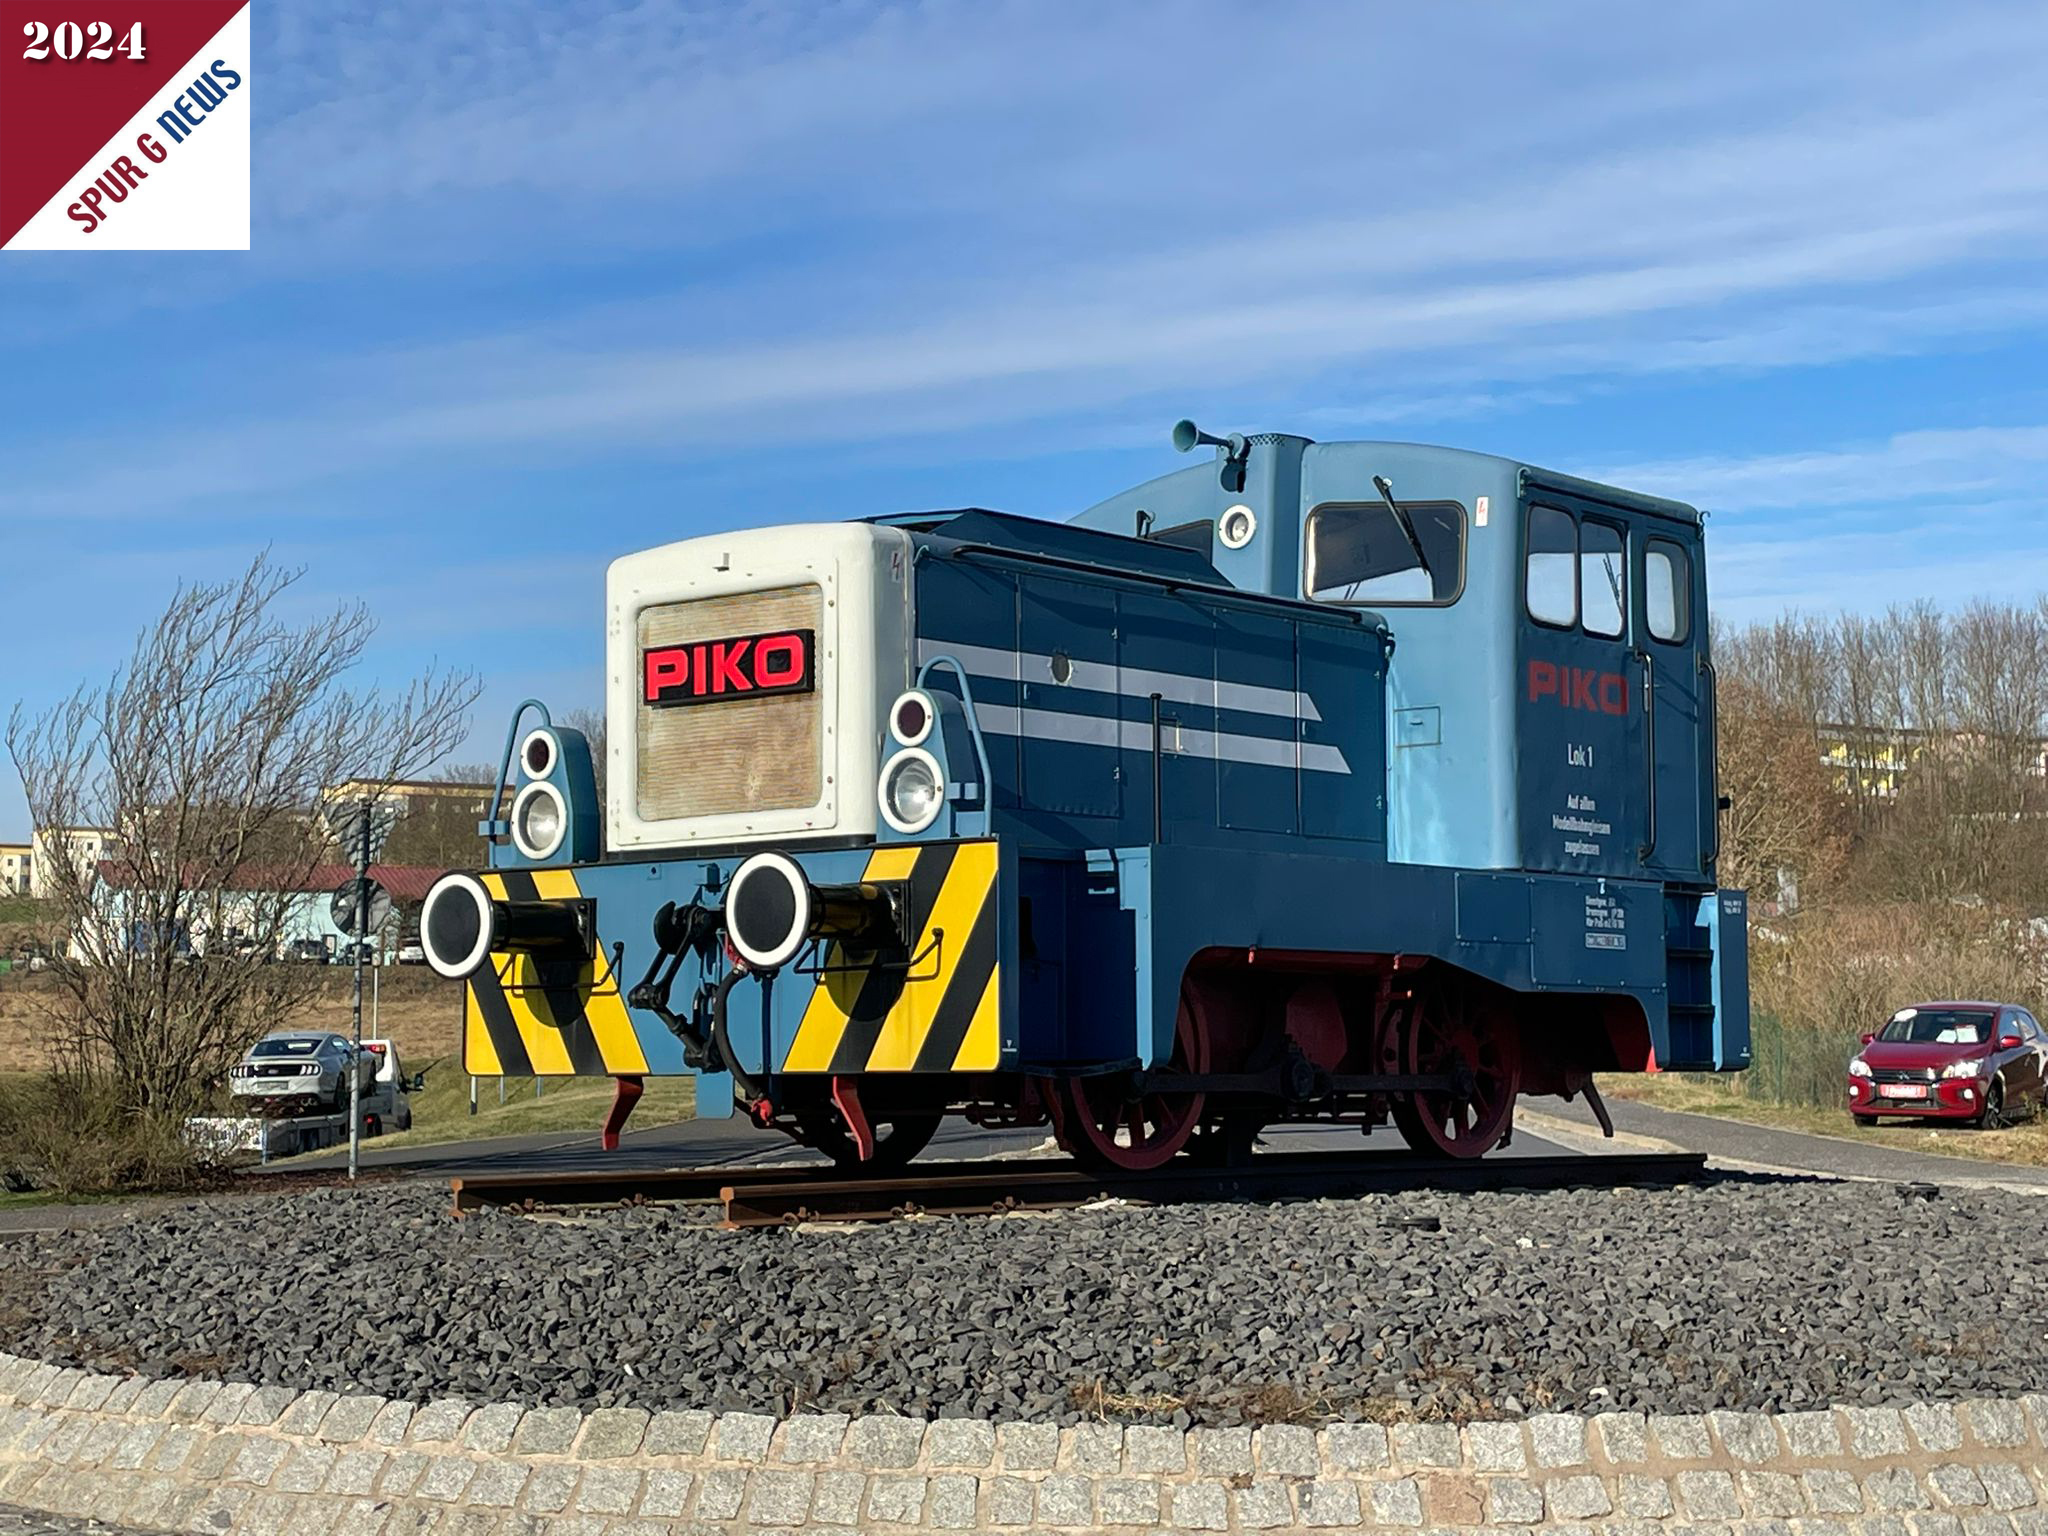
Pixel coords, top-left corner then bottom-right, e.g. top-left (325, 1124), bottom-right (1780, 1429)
top-left (1598, 1093), bottom-right (2048, 1191)
top-left (275, 1101), bottom-right (1603, 1179)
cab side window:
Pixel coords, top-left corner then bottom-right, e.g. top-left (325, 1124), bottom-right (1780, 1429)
top-left (1525, 506), bottom-right (1578, 628)
top-left (1646, 537), bottom-right (1692, 644)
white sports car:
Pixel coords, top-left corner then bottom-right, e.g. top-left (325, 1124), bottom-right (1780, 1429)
top-left (227, 1031), bottom-right (374, 1114)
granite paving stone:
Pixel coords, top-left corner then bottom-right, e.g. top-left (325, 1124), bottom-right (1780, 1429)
top-left (1171, 1481), bottom-right (1230, 1531)
top-left (743, 1467), bottom-right (813, 1525)
top-left (809, 1468), bottom-right (864, 1526)
top-left (1254, 1423), bottom-right (1319, 1476)
top-left (1370, 1476), bottom-right (1425, 1526)
top-left (574, 1464), bottom-right (643, 1515)
top-left (866, 1474), bottom-right (929, 1525)
top-left (998, 1420), bottom-right (1061, 1471)
top-left (924, 1417), bottom-right (996, 1468)
top-left (578, 1407), bottom-right (652, 1461)
top-left (776, 1412), bottom-right (848, 1463)
top-left (1487, 1477), bottom-right (1546, 1524)
top-left (1464, 1420), bottom-right (1525, 1472)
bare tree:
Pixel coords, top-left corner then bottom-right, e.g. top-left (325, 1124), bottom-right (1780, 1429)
top-left (560, 705), bottom-right (607, 812)
top-left (1711, 673), bottom-right (1848, 908)
top-left (6, 555), bottom-right (479, 1123)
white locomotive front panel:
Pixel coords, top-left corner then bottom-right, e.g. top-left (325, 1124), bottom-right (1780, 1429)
top-left (604, 523), bottom-right (913, 852)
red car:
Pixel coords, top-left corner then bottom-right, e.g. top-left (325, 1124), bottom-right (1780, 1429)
top-left (1848, 1001), bottom-right (2048, 1127)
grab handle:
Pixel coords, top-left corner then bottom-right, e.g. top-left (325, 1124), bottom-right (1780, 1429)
top-left (1636, 649), bottom-right (1657, 863)
top-left (1700, 654), bottom-right (1720, 873)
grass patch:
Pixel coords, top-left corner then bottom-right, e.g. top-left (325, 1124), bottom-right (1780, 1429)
top-left (0, 896), bottom-right (48, 926)
top-left (1601, 1072), bottom-right (2048, 1168)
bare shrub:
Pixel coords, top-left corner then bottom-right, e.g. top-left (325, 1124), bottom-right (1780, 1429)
top-left (0, 1075), bottom-right (199, 1198)
top-left (4, 554), bottom-right (479, 1154)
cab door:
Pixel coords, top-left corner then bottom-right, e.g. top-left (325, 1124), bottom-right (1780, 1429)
top-left (1518, 502), bottom-right (1641, 878)
top-left (1635, 528), bottom-right (1709, 880)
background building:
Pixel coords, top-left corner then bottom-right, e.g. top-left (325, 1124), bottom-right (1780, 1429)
top-left (28, 827), bottom-right (115, 899)
top-left (0, 843), bottom-right (30, 896)
top-left (321, 780), bottom-right (503, 867)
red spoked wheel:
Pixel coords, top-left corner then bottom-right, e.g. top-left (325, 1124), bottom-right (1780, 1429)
top-left (1056, 997), bottom-right (1208, 1171)
top-left (1384, 979), bottom-right (1519, 1159)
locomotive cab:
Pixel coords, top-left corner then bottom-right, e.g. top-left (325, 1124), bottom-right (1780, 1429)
top-left (422, 422), bottom-right (1749, 1170)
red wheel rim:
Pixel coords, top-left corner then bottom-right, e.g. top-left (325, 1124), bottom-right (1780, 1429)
top-left (1389, 984), bottom-right (1518, 1158)
top-left (1058, 996), bottom-right (1208, 1171)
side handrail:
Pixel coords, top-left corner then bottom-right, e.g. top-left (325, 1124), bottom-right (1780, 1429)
top-left (913, 654), bottom-right (997, 814)
top-left (1699, 654), bottom-right (1721, 873)
top-left (1636, 649), bottom-right (1657, 863)
top-left (484, 698), bottom-right (552, 839)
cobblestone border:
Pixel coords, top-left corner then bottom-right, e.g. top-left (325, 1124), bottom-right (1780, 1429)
top-left (4, 1353), bottom-right (2048, 1533)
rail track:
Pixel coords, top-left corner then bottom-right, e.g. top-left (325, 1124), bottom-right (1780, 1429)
top-left (449, 1148), bottom-right (1710, 1228)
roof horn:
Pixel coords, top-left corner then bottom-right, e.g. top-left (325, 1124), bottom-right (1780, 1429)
top-left (1172, 419), bottom-right (1251, 493)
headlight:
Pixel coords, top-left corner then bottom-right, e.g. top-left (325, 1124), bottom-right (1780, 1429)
top-left (877, 748), bottom-right (944, 834)
top-left (1848, 1059), bottom-right (1872, 1078)
top-left (519, 728), bottom-right (559, 780)
top-left (888, 690), bottom-right (937, 747)
top-left (1940, 1060), bottom-right (1982, 1079)
top-left (511, 780), bottom-right (568, 861)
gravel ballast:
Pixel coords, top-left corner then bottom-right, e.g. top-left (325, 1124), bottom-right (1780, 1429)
top-left (0, 1175), bottom-right (2035, 1426)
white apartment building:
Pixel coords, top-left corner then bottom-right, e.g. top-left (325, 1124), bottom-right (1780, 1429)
top-left (0, 843), bottom-right (29, 896)
top-left (28, 827), bottom-right (116, 899)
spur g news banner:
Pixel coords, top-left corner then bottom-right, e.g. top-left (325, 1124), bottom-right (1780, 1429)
top-left (0, 0), bottom-right (249, 250)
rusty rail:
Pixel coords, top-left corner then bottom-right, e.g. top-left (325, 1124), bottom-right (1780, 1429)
top-left (450, 1150), bottom-right (1709, 1226)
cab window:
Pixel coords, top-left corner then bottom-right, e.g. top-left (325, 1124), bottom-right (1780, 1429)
top-left (1525, 505), bottom-right (1578, 628)
top-left (1646, 537), bottom-right (1692, 643)
top-left (1306, 501), bottom-right (1464, 606)
top-left (1580, 520), bottom-right (1625, 638)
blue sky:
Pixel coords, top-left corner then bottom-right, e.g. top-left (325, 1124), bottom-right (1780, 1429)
top-left (4, 0), bottom-right (2047, 838)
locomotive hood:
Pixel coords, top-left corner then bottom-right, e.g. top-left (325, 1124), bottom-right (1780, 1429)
top-left (605, 522), bottom-right (913, 853)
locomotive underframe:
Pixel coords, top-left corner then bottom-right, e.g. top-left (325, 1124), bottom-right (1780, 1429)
top-left (456, 832), bottom-right (1728, 1169)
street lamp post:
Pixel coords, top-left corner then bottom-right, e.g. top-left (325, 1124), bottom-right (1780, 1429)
top-left (347, 795), bottom-right (370, 1181)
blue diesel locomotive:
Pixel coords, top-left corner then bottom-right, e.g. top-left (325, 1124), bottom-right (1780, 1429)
top-left (419, 425), bottom-right (1749, 1169)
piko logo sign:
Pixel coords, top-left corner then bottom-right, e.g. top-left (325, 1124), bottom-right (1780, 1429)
top-left (1527, 658), bottom-right (1630, 717)
top-left (0, 0), bottom-right (250, 251)
top-left (643, 630), bottom-right (816, 709)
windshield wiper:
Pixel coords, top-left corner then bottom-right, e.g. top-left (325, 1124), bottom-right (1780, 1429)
top-left (1373, 474), bottom-right (1433, 585)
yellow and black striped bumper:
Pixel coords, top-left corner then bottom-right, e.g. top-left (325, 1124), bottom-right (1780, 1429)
top-left (461, 841), bottom-right (1007, 1080)
top-left (781, 839), bottom-right (1002, 1074)
top-left (463, 869), bottom-right (651, 1078)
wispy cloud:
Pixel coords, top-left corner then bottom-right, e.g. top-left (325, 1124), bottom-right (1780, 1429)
top-left (1591, 426), bottom-right (2048, 514)
top-left (7, 0), bottom-right (2047, 525)
top-left (1601, 425), bottom-right (2048, 622)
